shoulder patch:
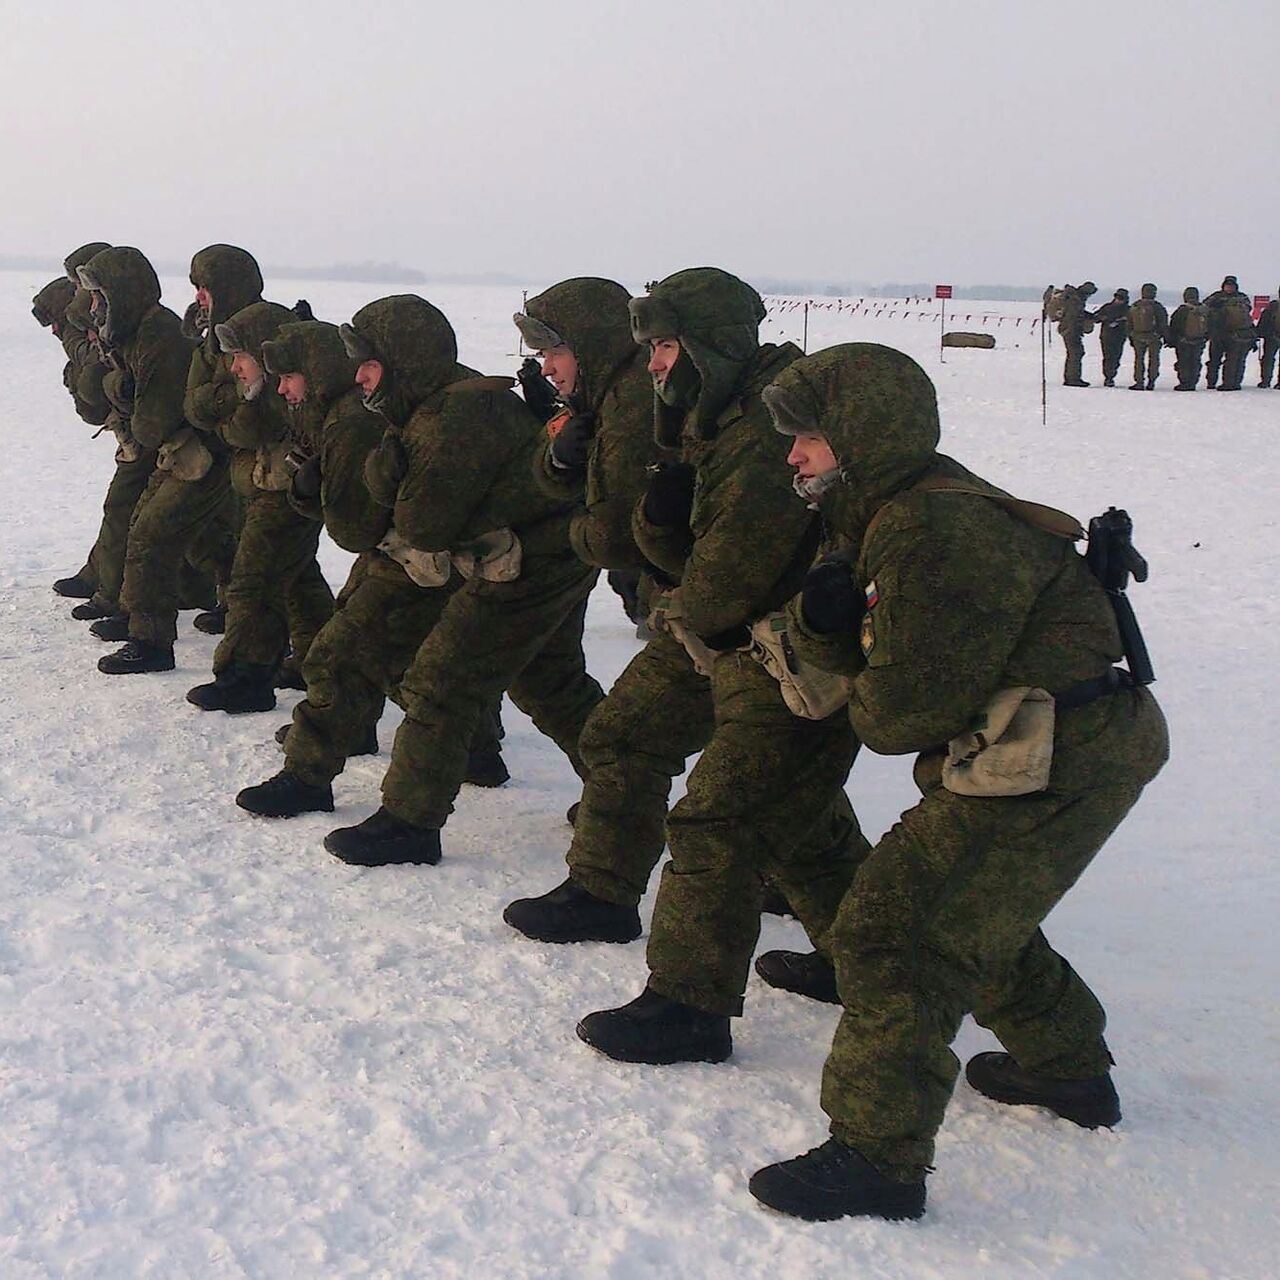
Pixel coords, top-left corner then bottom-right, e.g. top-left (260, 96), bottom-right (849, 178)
top-left (864, 579), bottom-right (879, 609)
top-left (860, 611), bottom-right (876, 657)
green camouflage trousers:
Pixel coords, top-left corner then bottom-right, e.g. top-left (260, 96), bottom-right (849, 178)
top-left (289, 555), bottom-right (453, 784)
top-left (1061, 326), bottom-right (1086, 383)
top-left (821, 686), bottom-right (1169, 1181)
top-left (212, 489), bottom-right (334, 674)
top-left (1130, 335), bottom-right (1162, 385)
top-left (1174, 340), bottom-right (1205, 389)
top-left (381, 552), bottom-right (602, 828)
top-left (121, 458), bottom-right (238, 643)
top-left (639, 649), bottom-right (866, 1016)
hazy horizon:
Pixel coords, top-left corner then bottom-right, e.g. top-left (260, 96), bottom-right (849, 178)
top-left (7, 1), bottom-right (1276, 294)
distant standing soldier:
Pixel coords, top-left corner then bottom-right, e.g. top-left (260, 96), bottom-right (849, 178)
top-left (1092, 288), bottom-right (1129, 387)
top-left (1168, 287), bottom-right (1210, 390)
top-left (1125, 283), bottom-right (1169, 390)
top-left (1052, 281), bottom-right (1097, 386)
top-left (1204, 275), bottom-right (1256, 391)
top-left (1255, 292), bottom-right (1279, 388)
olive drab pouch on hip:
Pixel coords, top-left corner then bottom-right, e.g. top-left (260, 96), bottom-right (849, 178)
top-left (377, 528), bottom-right (453, 589)
top-left (942, 686), bottom-right (1055, 797)
top-left (252, 442), bottom-right (295, 492)
top-left (747, 611), bottom-right (850, 720)
top-left (452, 528), bottom-right (523, 583)
top-left (646, 586), bottom-right (718, 677)
top-left (155, 427), bottom-right (214, 482)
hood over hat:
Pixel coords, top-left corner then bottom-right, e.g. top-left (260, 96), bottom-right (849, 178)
top-left (340, 295), bottom-right (458, 427)
top-left (64, 287), bottom-right (98, 334)
top-left (189, 244), bottom-right (265, 327)
top-left (764, 342), bottom-right (941, 534)
top-left (76, 245), bottom-right (162, 346)
top-left (263, 320), bottom-right (359, 409)
top-left (63, 242), bottom-right (111, 284)
top-left (215, 300), bottom-right (299, 359)
top-left (515, 277), bottom-right (635, 412)
top-left (32, 277), bottom-right (76, 328)
top-left (1078, 281), bottom-right (1098, 297)
top-left (628, 267), bottom-right (766, 442)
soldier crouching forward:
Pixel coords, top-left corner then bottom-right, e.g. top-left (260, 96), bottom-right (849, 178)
top-left (748, 342), bottom-right (1168, 1223)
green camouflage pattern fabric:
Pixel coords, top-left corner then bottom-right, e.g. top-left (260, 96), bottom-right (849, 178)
top-left (1258, 299), bottom-right (1279, 386)
top-left (1127, 288), bottom-right (1169, 385)
top-left (525, 278), bottom-right (669, 571)
top-left (562, 269), bottom-right (865, 1014)
top-left (60, 288), bottom-right (112, 427)
top-left (1055, 282), bottom-right (1096, 382)
top-left (764, 342), bottom-right (1170, 1180)
top-left (342, 297), bottom-right (600, 829)
top-left (184, 245), bottom-right (266, 455)
top-left (77, 247), bottom-right (237, 643)
top-left (32, 277), bottom-right (75, 330)
top-left (1169, 288), bottom-right (1209, 388)
top-left (63, 242), bottom-right (112, 284)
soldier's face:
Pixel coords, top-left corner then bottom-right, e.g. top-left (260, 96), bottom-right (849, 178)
top-left (229, 352), bottom-right (264, 388)
top-left (195, 286), bottom-right (212, 311)
top-left (355, 359), bottom-right (384, 395)
top-left (539, 345), bottom-right (578, 397)
top-left (787, 433), bottom-right (838, 479)
top-left (278, 372), bottom-right (308, 406)
top-left (647, 338), bottom-right (681, 385)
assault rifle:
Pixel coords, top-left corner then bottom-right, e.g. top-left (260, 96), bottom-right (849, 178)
top-left (1085, 507), bottom-right (1155, 685)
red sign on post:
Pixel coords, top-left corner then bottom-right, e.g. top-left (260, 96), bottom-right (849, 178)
top-left (935, 285), bottom-right (953, 299)
top-left (1252, 294), bottom-right (1271, 322)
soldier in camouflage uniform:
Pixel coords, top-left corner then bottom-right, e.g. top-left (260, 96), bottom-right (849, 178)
top-left (313, 295), bottom-right (605, 866)
top-left (1255, 292), bottom-right (1278, 387)
top-left (76, 246), bottom-right (235, 673)
top-left (500, 276), bottom-right (684, 940)
top-left (564, 269), bottom-right (867, 1065)
top-left (745, 342), bottom-right (1168, 1222)
top-left (184, 301), bottom-right (335, 714)
top-left (1091, 288), bottom-right (1128, 387)
top-left (1168, 286), bottom-right (1210, 390)
top-left (1204, 275), bottom-right (1256, 391)
top-left (1058, 281), bottom-right (1097, 386)
top-left (1125, 283), bottom-right (1169, 390)
top-left (33, 269), bottom-right (111, 599)
top-left (234, 317), bottom-right (509, 818)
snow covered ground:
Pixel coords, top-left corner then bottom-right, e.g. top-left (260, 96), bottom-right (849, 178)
top-left (1, 268), bottom-right (1276, 1278)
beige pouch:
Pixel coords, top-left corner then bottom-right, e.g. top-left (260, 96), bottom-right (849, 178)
top-left (377, 528), bottom-right (452, 589)
top-left (747, 611), bottom-right (851, 720)
top-left (112, 423), bottom-right (143, 464)
top-left (942, 686), bottom-right (1055, 797)
top-left (645, 587), bottom-right (719, 677)
top-left (453, 528), bottom-right (523, 583)
top-left (156, 427), bottom-right (213, 482)
top-left (252, 443), bottom-right (295, 492)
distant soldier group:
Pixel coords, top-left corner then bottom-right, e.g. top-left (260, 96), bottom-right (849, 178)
top-left (1046, 276), bottom-right (1277, 391)
top-left (32, 245), bottom-right (1168, 1224)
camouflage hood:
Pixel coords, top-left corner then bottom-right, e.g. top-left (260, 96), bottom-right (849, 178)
top-left (189, 244), bottom-right (265, 328)
top-left (515, 277), bottom-right (635, 413)
top-left (263, 319), bottom-right (358, 409)
top-left (1183, 287), bottom-right (1200, 304)
top-left (1139, 283), bottom-right (1158, 301)
top-left (64, 287), bottom-right (98, 334)
top-left (629, 267), bottom-right (767, 443)
top-left (214, 301), bottom-right (298, 358)
top-left (32, 277), bottom-right (75, 328)
top-left (340, 294), bottom-right (458, 427)
top-left (76, 245), bottom-right (162, 346)
top-left (764, 342), bottom-right (941, 533)
top-left (63, 241), bottom-right (111, 284)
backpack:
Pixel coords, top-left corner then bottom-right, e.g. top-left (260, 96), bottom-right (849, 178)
top-left (1129, 300), bottom-right (1158, 336)
top-left (1043, 286), bottom-right (1069, 323)
top-left (1181, 305), bottom-right (1208, 341)
top-left (1223, 296), bottom-right (1254, 334)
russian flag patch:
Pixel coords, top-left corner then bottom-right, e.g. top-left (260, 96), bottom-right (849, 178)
top-left (864, 580), bottom-right (879, 609)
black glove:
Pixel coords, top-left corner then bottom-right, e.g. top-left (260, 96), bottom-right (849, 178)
top-left (642, 461), bottom-right (696, 527)
top-left (290, 454), bottom-right (322, 500)
top-left (701, 623), bottom-right (750, 651)
top-left (800, 560), bottom-right (864, 635)
top-left (517, 357), bottom-right (559, 424)
top-left (292, 298), bottom-right (314, 321)
top-left (549, 413), bottom-right (595, 472)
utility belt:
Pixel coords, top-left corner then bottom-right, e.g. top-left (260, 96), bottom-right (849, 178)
top-left (1054, 666), bottom-right (1135, 710)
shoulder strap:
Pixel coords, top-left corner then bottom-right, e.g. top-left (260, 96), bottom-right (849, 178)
top-left (864, 474), bottom-right (1084, 550)
top-left (445, 375), bottom-right (516, 394)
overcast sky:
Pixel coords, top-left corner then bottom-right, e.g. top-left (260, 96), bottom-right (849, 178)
top-left (6, 0), bottom-right (1276, 292)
